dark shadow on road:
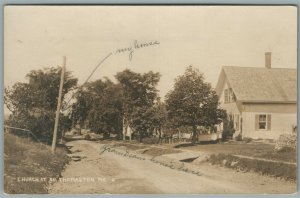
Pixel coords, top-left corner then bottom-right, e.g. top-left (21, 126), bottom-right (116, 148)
top-left (179, 157), bottom-right (198, 163)
top-left (174, 141), bottom-right (217, 148)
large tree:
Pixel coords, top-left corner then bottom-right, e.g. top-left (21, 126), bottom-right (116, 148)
top-left (71, 78), bottom-right (124, 136)
top-left (115, 69), bottom-right (161, 141)
top-left (165, 66), bottom-right (226, 144)
top-left (148, 100), bottom-right (167, 138)
top-left (4, 67), bottom-right (78, 141)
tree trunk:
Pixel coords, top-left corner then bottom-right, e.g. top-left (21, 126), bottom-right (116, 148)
top-left (78, 125), bottom-right (81, 135)
top-left (139, 132), bottom-right (142, 142)
top-left (123, 118), bottom-right (126, 141)
top-left (192, 125), bottom-right (197, 144)
top-left (158, 128), bottom-right (162, 144)
top-left (178, 128), bottom-right (181, 142)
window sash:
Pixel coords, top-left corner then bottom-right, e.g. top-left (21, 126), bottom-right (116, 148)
top-left (259, 115), bottom-right (266, 122)
top-left (224, 89), bottom-right (229, 103)
top-left (259, 122), bottom-right (267, 129)
top-left (224, 88), bottom-right (235, 103)
top-left (256, 114), bottom-right (271, 131)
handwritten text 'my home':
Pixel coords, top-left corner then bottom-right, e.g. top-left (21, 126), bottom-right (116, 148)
top-left (115, 40), bottom-right (160, 61)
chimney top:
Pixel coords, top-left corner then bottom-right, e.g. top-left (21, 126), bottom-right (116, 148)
top-left (265, 52), bottom-right (272, 69)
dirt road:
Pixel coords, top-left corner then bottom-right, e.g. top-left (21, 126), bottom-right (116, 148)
top-left (48, 140), bottom-right (296, 194)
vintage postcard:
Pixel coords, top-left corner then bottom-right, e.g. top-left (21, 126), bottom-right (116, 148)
top-left (4, 5), bottom-right (297, 194)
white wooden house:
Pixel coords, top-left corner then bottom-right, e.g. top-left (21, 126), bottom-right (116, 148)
top-left (215, 52), bottom-right (297, 139)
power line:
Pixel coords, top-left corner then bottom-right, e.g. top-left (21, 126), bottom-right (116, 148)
top-left (82, 52), bottom-right (112, 86)
top-left (61, 52), bottom-right (112, 111)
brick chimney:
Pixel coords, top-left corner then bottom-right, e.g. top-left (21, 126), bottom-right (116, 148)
top-left (265, 52), bottom-right (272, 69)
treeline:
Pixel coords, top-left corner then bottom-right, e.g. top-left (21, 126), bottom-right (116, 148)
top-left (5, 68), bottom-right (77, 142)
top-left (5, 66), bottom-right (226, 143)
top-left (71, 69), bottom-right (164, 141)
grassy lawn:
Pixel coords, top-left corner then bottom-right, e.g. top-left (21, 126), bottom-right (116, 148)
top-left (172, 141), bottom-right (296, 181)
top-left (4, 133), bottom-right (70, 194)
top-left (171, 141), bottom-right (296, 163)
top-left (108, 139), bottom-right (296, 180)
top-left (112, 138), bottom-right (296, 163)
top-left (209, 153), bottom-right (297, 181)
top-left (113, 142), bottom-right (182, 156)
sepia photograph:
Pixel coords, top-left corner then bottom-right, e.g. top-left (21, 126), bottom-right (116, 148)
top-left (3, 5), bottom-right (297, 194)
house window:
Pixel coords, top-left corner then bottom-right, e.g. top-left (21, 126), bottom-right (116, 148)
top-left (255, 114), bottom-right (271, 131)
top-left (224, 88), bottom-right (235, 103)
top-left (224, 89), bottom-right (229, 103)
top-left (259, 115), bottom-right (267, 129)
top-left (230, 89), bottom-right (236, 102)
top-left (235, 114), bottom-right (240, 131)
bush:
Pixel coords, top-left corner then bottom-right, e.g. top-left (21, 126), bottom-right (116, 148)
top-left (222, 118), bottom-right (235, 140)
top-left (4, 67), bottom-right (77, 142)
top-left (243, 137), bottom-right (252, 143)
top-left (274, 134), bottom-right (297, 152)
top-left (235, 133), bottom-right (242, 141)
top-left (84, 134), bottom-right (91, 140)
top-left (142, 137), bottom-right (160, 144)
top-left (276, 146), bottom-right (295, 153)
top-left (7, 112), bottom-right (72, 143)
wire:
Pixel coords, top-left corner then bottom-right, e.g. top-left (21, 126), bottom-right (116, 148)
top-left (82, 52), bottom-right (112, 86)
top-left (61, 52), bottom-right (112, 111)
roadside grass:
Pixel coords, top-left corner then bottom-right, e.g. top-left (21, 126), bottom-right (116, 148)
top-left (167, 140), bottom-right (296, 180)
top-left (114, 139), bottom-right (296, 163)
top-left (4, 133), bottom-right (70, 194)
top-left (209, 153), bottom-right (297, 181)
top-left (113, 138), bottom-right (296, 164)
top-left (172, 141), bottom-right (296, 163)
top-left (110, 139), bottom-right (296, 180)
top-left (114, 142), bottom-right (181, 156)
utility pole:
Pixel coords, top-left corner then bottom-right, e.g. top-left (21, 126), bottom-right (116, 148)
top-left (51, 56), bottom-right (66, 153)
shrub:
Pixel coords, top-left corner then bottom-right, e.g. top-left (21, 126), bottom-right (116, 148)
top-left (4, 67), bottom-right (77, 142)
top-left (84, 134), bottom-right (91, 140)
top-left (235, 133), bottom-right (242, 141)
top-left (142, 137), bottom-right (160, 144)
top-left (222, 118), bottom-right (235, 140)
top-left (274, 134), bottom-right (297, 152)
top-left (243, 137), bottom-right (252, 143)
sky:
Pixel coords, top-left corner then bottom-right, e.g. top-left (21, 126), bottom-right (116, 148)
top-left (4, 6), bottom-right (297, 106)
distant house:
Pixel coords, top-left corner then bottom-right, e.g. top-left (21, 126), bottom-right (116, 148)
top-left (215, 52), bottom-right (297, 139)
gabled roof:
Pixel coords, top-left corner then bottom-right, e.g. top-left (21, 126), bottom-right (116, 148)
top-left (215, 66), bottom-right (297, 103)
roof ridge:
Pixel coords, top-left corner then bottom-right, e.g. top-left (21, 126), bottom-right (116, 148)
top-left (221, 66), bottom-right (296, 102)
top-left (223, 66), bottom-right (296, 70)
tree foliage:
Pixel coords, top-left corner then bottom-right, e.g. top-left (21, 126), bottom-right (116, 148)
top-left (148, 100), bottom-right (167, 137)
top-left (115, 69), bottom-right (161, 140)
top-left (165, 66), bottom-right (226, 143)
top-left (222, 117), bottom-right (235, 140)
top-left (4, 67), bottom-right (78, 141)
top-left (71, 78), bottom-right (124, 135)
top-left (70, 69), bottom-right (163, 140)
